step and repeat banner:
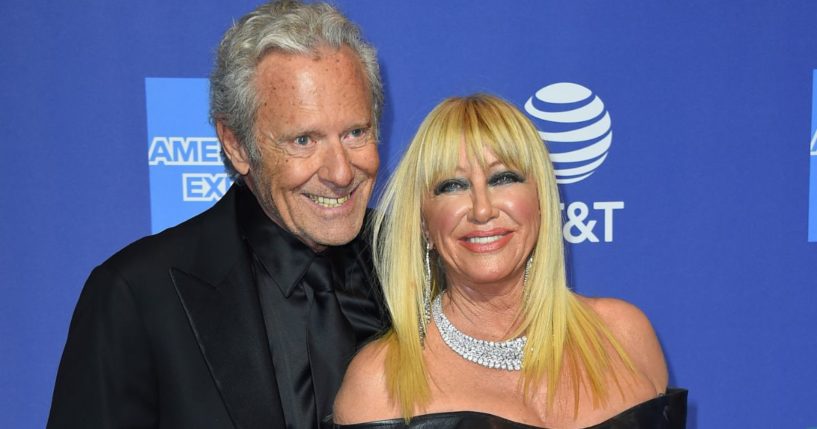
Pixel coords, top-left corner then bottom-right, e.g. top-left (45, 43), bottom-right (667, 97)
top-left (2, 1), bottom-right (816, 428)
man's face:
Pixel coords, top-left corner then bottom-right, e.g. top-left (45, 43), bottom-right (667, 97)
top-left (225, 46), bottom-right (379, 252)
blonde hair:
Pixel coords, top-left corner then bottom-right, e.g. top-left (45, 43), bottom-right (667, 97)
top-left (370, 94), bottom-right (633, 420)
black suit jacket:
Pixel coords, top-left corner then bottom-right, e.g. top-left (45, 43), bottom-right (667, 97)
top-left (48, 186), bottom-right (384, 428)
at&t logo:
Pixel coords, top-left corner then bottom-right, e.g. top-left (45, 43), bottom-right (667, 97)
top-left (524, 82), bottom-right (622, 244)
top-left (525, 82), bottom-right (611, 184)
top-left (560, 201), bottom-right (623, 244)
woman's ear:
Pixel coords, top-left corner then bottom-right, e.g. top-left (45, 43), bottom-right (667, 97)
top-left (421, 219), bottom-right (433, 250)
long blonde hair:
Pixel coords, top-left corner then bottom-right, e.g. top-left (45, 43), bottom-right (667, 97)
top-left (370, 94), bottom-right (633, 419)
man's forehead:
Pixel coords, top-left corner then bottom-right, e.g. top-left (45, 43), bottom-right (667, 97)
top-left (255, 45), bottom-right (362, 79)
top-left (254, 48), bottom-right (368, 100)
top-left (251, 47), bottom-right (372, 137)
top-left (259, 44), bottom-right (340, 62)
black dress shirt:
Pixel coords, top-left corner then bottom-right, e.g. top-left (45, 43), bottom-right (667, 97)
top-left (236, 186), bottom-right (386, 428)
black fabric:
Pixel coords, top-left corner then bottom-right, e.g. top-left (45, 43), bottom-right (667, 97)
top-left (48, 184), bottom-right (387, 429)
top-left (306, 251), bottom-right (357, 424)
top-left (238, 185), bottom-right (384, 428)
top-left (48, 186), bottom-right (282, 429)
top-left (329, 388), bottom-right (687, 429)
top-left (255, 258), bottom-right (311, 427)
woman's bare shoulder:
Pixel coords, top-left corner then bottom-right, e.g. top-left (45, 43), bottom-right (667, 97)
top-left (578, 295), bottom-right (669, 393)
top-left (333, 339), bottom-right (400, 424)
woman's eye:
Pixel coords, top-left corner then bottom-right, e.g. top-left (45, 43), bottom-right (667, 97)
top-left (489, 171), bottom-right (524, 186)
top-left (434, 179), bottom-right (469, 195)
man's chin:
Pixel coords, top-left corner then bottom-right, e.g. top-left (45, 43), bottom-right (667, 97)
top-left (313, 227), bottom-right (362, 247)
top-left (297, 215), bottom-right (366, 250)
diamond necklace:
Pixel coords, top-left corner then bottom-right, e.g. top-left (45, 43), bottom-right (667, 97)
top-left (431, 294), bottom-right (526, 371)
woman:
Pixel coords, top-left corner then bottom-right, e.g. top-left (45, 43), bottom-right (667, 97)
top-left (333, 94), bottom-right (686, 428)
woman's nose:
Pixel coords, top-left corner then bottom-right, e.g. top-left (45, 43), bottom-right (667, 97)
top-left (468, 186), bottom-right (498, 223)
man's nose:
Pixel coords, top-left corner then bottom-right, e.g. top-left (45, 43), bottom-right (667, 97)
top-left (318, 138), bottom-right (354, 187)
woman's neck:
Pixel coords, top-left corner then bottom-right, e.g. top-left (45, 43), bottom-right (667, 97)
top-left (441, 276), bottom-right (526, 341)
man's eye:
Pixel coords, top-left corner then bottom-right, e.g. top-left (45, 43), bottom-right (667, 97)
top-left (345, 127), bottom-right (370, 147)
top-left (294, 135), bottom-right (310, 146)
top-left (434, 179), bottom-right (469, 195)
top-left (489, 171), bottom-right (524, 187)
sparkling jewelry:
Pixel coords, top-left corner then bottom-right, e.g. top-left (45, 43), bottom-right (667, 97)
top-left (432, 294), bottom-right (526, 371)
top-left (419, 242), bottom-right (433, 343)
top-left (523, 255), bottom-right (532, 286)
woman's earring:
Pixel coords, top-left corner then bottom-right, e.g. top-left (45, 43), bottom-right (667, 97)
top-left (420, 241), bottom-right (433, 344)
top-left (523, 254), bottom-right (533, 287)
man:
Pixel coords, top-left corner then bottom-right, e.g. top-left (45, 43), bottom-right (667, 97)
top-left (47, 1), bottom-right (387, 427)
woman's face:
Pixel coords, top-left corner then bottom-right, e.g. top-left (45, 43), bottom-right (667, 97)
top-left (422, 144), bottom-right (540, 290)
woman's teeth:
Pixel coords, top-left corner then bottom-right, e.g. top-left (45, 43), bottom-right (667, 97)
top-left (466, 235), bottom-right (503, 244)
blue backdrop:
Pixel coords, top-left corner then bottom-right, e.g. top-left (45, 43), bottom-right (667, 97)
top-left (2, 1), bottom-right (816, 428)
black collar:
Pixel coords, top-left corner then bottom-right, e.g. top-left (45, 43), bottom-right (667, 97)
top-left (235, 185), bottom-right (358, 297)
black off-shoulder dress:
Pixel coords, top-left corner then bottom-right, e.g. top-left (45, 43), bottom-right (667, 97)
top-left (328, 388), bottom-right (687, 429)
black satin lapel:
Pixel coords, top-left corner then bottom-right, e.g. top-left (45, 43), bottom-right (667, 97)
top-left (171, 266), bottom-right (284, 429)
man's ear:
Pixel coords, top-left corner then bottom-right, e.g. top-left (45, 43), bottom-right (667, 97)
top-left (217, 121), bottom-right (251, 176)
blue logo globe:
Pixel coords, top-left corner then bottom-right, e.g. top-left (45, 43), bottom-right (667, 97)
top-left (524, 82), bottom-right (612, 184)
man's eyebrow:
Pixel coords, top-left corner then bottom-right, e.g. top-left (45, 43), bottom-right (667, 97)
top-left (352, 120), bottom-right (372, 128)
top-left (267, 128), bottom-right (326, 143)
top-left (335, 120), bottom-right (371, 134)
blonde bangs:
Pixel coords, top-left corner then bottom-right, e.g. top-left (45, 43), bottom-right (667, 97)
top-left (412, 95), bottom-right (546, 196)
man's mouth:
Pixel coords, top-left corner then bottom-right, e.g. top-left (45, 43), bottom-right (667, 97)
top-left (306, 193), bottom-right (351, 208)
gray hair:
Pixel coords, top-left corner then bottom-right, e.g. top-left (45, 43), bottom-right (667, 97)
top-left (209, 0), bottom-right (384, 179)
